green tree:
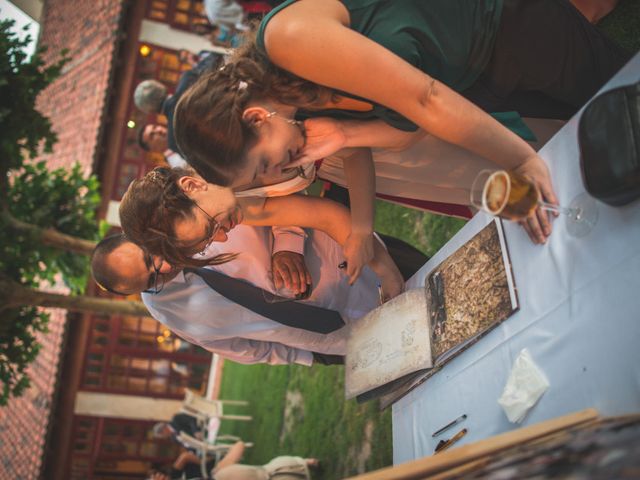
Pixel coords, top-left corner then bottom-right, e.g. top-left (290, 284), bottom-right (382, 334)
top-left (0, 19), bottom-right (148, 406)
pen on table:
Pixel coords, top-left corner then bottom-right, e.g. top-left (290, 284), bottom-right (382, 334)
top-left (435, 428), bottom-right (467, 453)
top-left (432, 414), bottom-right (467, 437)
top-left (377, 283), bottom-right (385, 306)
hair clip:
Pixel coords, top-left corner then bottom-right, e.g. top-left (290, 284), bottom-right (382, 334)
top-left (147, 169), bottom-right (165, 184)
top-left (237, 80), bottom-right (248, 91)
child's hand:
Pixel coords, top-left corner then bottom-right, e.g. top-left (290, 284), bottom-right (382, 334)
top-left (343, 231), bottom-right (375, 284)
top-left (272, 251), bottom-right (312, 295)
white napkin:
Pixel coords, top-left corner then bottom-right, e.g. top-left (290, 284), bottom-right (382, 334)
top-left (498, 348), bottom-right (550, 423)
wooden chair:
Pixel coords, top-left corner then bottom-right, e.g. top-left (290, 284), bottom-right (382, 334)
top-left (180, 389), bottom-right (252, 423)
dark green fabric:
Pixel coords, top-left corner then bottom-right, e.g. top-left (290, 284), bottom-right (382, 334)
top-left (490, 112), bottom-right (536, 142)
top-left (257, 0), bottom-right (504, 132)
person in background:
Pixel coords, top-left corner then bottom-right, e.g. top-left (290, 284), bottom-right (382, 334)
top-left (133, 51), bottom-right (221, 155)
top-left (211, 441), bottom-right (319, 480)
top-left (203, 0), bottom-right (248, 32)
top-left (153, 413), bottom-right (202, 452)
top-left (192, 18), bottom-right (244, 49)
top-left (137, 123), bottom-right (188, 169)
top-left (148, 449), bottom-right (218, 480)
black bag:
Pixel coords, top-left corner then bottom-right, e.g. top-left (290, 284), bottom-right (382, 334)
top-left (578, 81), bottom-right (640, 206)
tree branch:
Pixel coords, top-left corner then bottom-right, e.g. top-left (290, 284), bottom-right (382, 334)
top-left (0, 274), bottom-right (150, 318)
top-left (0, 210), bottom-right (97, 256)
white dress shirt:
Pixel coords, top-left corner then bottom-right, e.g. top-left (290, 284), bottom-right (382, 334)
top-left (143, 225), bottom-right (380, 366)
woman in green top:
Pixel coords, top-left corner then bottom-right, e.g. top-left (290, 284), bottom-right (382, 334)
top-left (174, 0), bottom-right (628, 276)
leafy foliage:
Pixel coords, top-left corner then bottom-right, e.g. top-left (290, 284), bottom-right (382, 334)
top-left (6, 161), bottom-right (104, 293)
top-left (0, 18), bottom-right (102, 405)
top-left (0, 307), bottom-right (48, 405)
top-left (0, 19), bottom-right (67, 173)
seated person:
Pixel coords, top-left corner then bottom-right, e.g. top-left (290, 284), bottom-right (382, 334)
top-left (212, 441), bottom-right (319, 480)
top-left (179, 452), bottom-right (215, 480)
top-left (150, 450), bottom-right (219, 480)
top-left (153, 413), bottom-right (201, 451)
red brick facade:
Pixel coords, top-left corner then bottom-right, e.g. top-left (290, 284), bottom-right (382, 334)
top-left (0, 311), bottom-right (67, 480)
top-left (35, 0), bottom-right (125, 173)
top-left (0, 1), bottom-right (126, 478)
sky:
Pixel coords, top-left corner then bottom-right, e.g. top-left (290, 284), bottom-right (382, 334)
top-left (0, 0), bottom-right (40, 59)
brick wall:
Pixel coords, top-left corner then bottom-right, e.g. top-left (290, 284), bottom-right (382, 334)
top-left (35, 0), bottom-right (125, 174)
top-left (0, 311), bottom-right (67, 480)
top-left (0, 1), bottom-right (126, 478)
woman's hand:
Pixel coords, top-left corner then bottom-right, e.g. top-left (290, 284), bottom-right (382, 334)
top-left (368, 238), bottom-right (405, 301)
top-left (513, 155), bottom-right (559, 245)
top-left (288, 117), bottom-right (347, 167)
top-left (342, 230), bottom-right (375, 284)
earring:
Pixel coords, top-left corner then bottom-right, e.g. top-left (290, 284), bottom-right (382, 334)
top-left (267, 111), bottom-right (302, 126)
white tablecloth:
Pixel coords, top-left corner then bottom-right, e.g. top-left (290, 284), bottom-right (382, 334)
top-left (392, 53), bottom-right (640, 464)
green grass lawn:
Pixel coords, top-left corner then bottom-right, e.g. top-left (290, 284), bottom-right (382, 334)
top-left (216, 203), bottom-right (464, 479)
top-left (216, 5), bottom-right (639, 476)
top-left (217, 362), bottom-right (393, 479)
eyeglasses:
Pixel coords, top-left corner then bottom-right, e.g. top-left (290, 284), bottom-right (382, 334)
top-left (191, 202), bottom-right (222, 257)
top-left (142, 253), bottom-right (165, 295)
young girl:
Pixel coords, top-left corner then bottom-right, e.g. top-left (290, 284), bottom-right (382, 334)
top-left (118, 167), bottom-right (405, 300)
top-left (173, 0), bottom-right (629, 264)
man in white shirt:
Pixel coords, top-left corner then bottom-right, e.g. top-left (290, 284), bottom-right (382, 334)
top-left (92, 225), bottom-right (383, 366)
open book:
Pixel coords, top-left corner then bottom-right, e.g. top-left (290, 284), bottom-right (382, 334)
top-left (345, 219), bottom-right (518, 405)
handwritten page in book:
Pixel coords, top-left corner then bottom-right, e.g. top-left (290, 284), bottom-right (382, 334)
top-left (345, 289), bottom-right (432, 399)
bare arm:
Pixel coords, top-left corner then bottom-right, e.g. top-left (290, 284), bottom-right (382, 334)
top-left (241, 196), bottom-right (352, 244)
top-left (341, 147), bottom-right (376, 281)
top-left (339, 120), bottom-right (427, 151)
top-left (239, 195), bottom-right (404, 296)
top-left (212, 441), bottom-right (246, 473)
top-left (173, 451), bottom-right (200, 470)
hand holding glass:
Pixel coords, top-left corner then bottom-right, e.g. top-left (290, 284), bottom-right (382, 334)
top-left (470, 170), bottom-right (598, 237)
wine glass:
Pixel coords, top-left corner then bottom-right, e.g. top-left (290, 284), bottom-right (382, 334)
top-left (470, 169), bottom-right (598, 237)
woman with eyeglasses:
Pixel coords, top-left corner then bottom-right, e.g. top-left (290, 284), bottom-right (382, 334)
top-left (118, 167), bottom-right (405, 301)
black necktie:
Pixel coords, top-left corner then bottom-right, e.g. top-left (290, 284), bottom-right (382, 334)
top-left (183, 267), bottom-right (345, 334)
